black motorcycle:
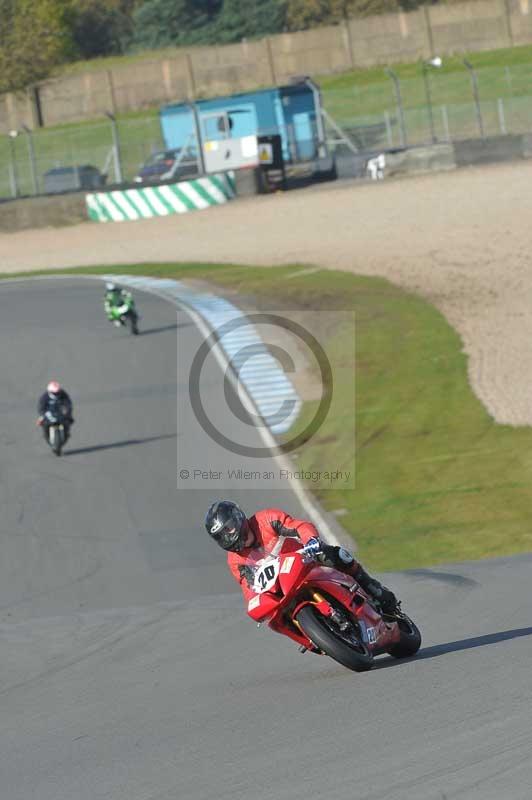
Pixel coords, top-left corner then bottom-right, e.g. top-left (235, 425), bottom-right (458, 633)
top-left (43, 405), bottom-right (70, 456)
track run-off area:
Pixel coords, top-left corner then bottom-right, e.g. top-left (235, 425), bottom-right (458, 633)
top-left (0, 276), bottom-right (530, 799)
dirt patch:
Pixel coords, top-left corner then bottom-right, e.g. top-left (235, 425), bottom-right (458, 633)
top-left (1, 162), bottom-right (530, 425)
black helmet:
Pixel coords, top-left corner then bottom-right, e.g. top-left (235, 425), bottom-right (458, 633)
top-left (205, 500), bottom-right (248, 552)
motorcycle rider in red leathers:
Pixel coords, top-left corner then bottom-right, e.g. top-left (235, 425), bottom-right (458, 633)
top-left (205, 501), bottom-right (398, 612)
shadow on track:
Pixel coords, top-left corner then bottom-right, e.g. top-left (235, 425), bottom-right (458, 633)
top-left (375, 626), bottom-right (532, 670)
top-left (138, 322), bottom-right (191, 337)
top-left (64, 433), bottom-right (177, 455)
top-left (416, 626), bottom-right (532, 660)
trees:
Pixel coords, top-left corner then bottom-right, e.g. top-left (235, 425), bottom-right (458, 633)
top-left (129, 0), bottom-right (286, 48)
top-left (129, 0), bottom-right (222, 49)
top-left (0, 0), bottom-right (74, 93)
top-left (0, 0), bottom-right (429, 93)
top-left (208, 0), bottom-right (287, 43)
top-left (68, 0), bottom-right (138, 58)
top-left (285, 0), bottom-right (400, 30)
top-left (285, 0), bottom-right (332, 30)
top-left (344, 0), bottom-right (401, 17)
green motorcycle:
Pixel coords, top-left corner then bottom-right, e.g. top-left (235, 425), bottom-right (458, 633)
top-left (105, 289), bottom-right (139, 335)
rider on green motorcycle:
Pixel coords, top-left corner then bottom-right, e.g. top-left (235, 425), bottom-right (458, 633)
top-left (104, 282), bottom-right (136, 327)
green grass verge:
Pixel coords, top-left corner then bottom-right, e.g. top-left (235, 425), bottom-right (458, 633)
top-left (4, 262), bottom-right (532, 572)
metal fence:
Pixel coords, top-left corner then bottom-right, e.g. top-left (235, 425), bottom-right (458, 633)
top-left (324, 94), bottom-right (532, 154)
top-left (323, 61), bottom-right (532, 153)
top-left (3, 62), bottom-right (532, 200)
top-left (0, 116), bottom-right (165, 200)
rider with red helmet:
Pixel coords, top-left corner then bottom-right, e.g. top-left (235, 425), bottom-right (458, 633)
top-left (205, 500), bottom-right (398, 612)
top-left (37, 381), bottom-right (74, 442)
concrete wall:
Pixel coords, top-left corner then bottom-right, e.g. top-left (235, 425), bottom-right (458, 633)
top-left (3, 0), bottom-right (532, 129)
top-left (270, 25), bottom-right (354, 82)
top-left (0, 90), bottom-right (38, 132)
top-left (0, 192), bottom-right (87, 232)
top-left (508, 0), bottom-right (532, 44)
top-left (40, 73), bottom-right (114, 126)
top-left (190, 40), bottom-right (274, 97)
top-left (428, 0), bottom-right (512, 54)
top-left (348, 9), bottom-right (431, 67)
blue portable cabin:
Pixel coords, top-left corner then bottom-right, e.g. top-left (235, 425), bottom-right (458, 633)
top-left (159, 80), bottom-right (327, 173)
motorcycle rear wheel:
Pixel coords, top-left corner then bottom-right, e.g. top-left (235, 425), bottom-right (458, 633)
top-left (128, 313), bottom-right (139, 335)
top-left (296, 605), bottom-right (374, 672)
top-left (387, 615), bottom-right (421, 659)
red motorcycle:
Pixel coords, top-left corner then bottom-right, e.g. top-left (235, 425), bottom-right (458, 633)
top-left (246, 537), bottom-right (421, 672)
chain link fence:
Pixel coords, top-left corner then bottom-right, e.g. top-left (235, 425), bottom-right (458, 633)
top-left (0, 116), bottom-right (164, 200)
top-left (325, 94), bottom-right (532, 153)
top-left (323, 62), bottom-right (532, 154)
top-left (2, 62), bottom-right (532, 200)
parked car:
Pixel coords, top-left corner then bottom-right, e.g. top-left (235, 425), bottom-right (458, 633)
top-left (43, 165), bottom-right (106, 194)
top-left (133, 147), bottom-right (199, 185)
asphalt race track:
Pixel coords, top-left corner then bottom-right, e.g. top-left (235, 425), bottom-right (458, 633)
top-left (1, 278), bottom-right (531, 800)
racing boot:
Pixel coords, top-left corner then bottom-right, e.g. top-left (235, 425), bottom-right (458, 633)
top-left (351, 565), bottom-right (398, 613)
top-left (318, 544), bottom-right (399, 613)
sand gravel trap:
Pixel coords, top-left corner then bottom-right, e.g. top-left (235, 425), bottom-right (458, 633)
top-left (1, 161), bottom-right (530, 425)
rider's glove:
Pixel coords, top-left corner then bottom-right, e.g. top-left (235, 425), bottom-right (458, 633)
top-left (302, 537), bottom-right (320, 554)
top-left (316, 544), bottom-right (338, 567)
top-left (238, 565), bottom-right (256, 589)
top-left (317, 544), bottom-right (355, 569)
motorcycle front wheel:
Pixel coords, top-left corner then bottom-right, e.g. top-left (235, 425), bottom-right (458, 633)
top-left (296, 604), bottom-right (374, 672)
top-left (49, 426), bottom-right (63, 456)
top-left (387, 615), bottom-right (421, 659)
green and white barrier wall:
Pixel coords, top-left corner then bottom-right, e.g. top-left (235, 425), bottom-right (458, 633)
top-left (86, 172), bottom-right (235, 223)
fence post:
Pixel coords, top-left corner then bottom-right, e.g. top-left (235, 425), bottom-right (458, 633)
top-left (463, 59), bottom-right (485, 139)
top-left (7, 131), bottom-right (20, 198)
top-left (21, 125), bottom-right (38, 195)
top-left (343, 19), bottom-right (355, 69)
top-left (185, 53), bottom-right (197, 100)
top-left (265, 38), bottom-right (277, 85)
top-left (161, 60), bottom-right (174, 102)
top-left (505, 66), bottom-right (514, 97)
top-left (107, 71), bottom-right (117, 114)
top-left (384, 111), bottom-right (393, 147)
top-left (500, 0), bottom-right (514, 47)
top-left (27, 86), bottom-right (43, 129)
top-left (384, 67), bottom-right (407, 146)
top-left (421, 61), bottom-right (436, 143)
top-left (497, 98), bottom-right (507, 134)
top-left (105, 112), bottom-right (123, 184)
top-left (441, 106), bottom-right (450, 141)
top-left (422, 6), bottom-right (435, 59)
